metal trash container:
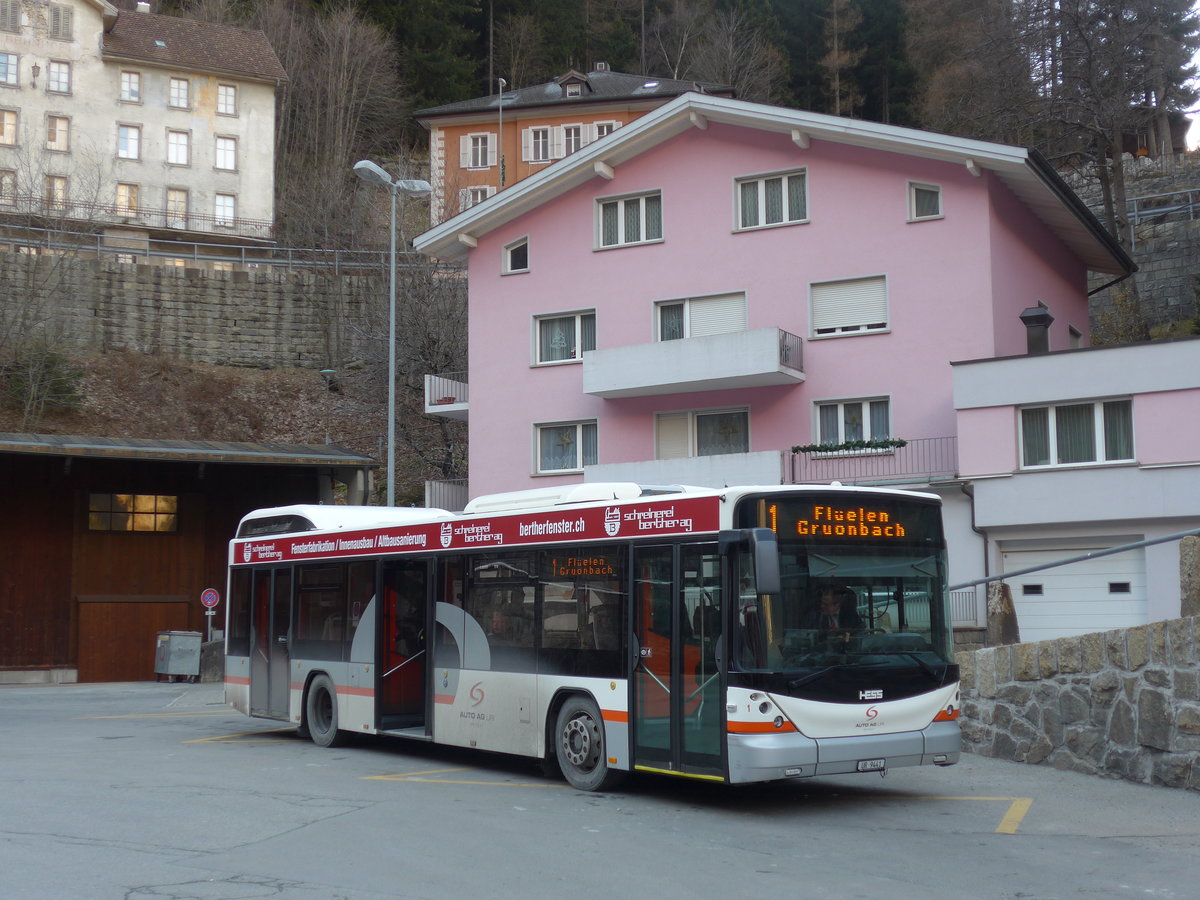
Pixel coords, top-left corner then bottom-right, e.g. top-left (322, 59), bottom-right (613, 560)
top-left (154, 630), bottom-right (202, 682)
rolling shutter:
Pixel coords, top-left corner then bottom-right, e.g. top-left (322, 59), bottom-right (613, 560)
top-left (811, 276), bottom-right (887, 334)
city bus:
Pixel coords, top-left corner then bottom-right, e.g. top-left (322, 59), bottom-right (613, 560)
top-left (225, 482), bottom-right (960, 790)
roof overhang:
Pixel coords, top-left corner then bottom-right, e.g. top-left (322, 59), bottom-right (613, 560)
top-left (413, 92), bottom-right (1134, 277)
top-left (0, 434), bottom-right (374, 468)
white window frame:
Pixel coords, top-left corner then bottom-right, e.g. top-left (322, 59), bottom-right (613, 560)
top-left (597, 191), bottom-right (663, 249)
top-left (562, 123), bottom-right (583, 155)
top-left (120, 71), bottom-right (141, 103)
top-left (656, 292), bottom-right (747, 341)
top-left (214, 136), bottom-right (237, 171)
top-left (166, 129), bottom-right (189, 166)
top-left (814, 397), bottom-right (892, 451)
top-left (735, 168), bottom-right (807, 230)
top-left (655, 407), bottom-right (750, 459)
top-left (460, 132), bottom-right (495, 169)
top-left (594, 120), bottom-right (619, 139)
top-left (0, 108), bottom-right (15, 145)
top-left (458, 184), bottom-right (494, 212)
top-left (535, 420), bottom-right (598, 474)
top-left (524, 126), bottom-right (551, 163)
top-left (503, 236), bottom-right (529, 274)
top-left (117, 124), bottom-right (141, 160)
top-left (168, 77), bottom-right (189, 109)
top-left (214, 192), bottom-right (236, 226)
top-left (46, 115), bottom-right (69, 152)
top-left (1019, 399), bottom-right (1134, 469)
top-left (810, 274), bottom-right (888, 337)
top-left (47, 60), bottom-right (70, 93)
top-left (908, 181), bottom-right (942, 221)
top-left (0, 52), bottom-right (17, 86)
top-left (44, 174), bottom-right (67, 209)
top-left (533, 310), bottom-right (596, 365)
top-left (166, 187), bottom-right (188, 227)
top-left (216, 83), bottom-right (237, 116)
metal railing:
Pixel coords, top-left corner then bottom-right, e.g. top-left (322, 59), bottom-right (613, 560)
top-left (0, 193), bottom-right (274, 240)
top-left (425, 371), bottom-right (468, 407)
top-left (791, 436), bottom-right (958, 486)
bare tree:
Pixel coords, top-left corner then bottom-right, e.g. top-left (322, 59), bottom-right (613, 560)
top-left (820, 0), bottom-right (865, 116)
top-left (495, 12), bottom-right (546, 89)
top-left (688, 9), bottom-right (789, 104)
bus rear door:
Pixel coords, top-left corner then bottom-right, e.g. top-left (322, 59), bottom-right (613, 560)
top-left (632, 544), bottom-right (725, 781)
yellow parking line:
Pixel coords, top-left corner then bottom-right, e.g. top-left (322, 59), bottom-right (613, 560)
top-left (907, 795), bottom-right (1035, 834)
top-left (365, 767), bottom-right (565, 788)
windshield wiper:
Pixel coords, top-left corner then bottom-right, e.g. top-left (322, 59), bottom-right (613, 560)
top-left (788, 665), bottom-right (843, 689)
top-left (897, 652), bottom-right (943, 683)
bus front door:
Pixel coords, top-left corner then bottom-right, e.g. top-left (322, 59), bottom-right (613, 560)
top-left (632, 544), bottom-right (725, 781)
top-left (378, 559), bottom-right (432, 732)
top-left (250, 567), bottom-right (292, 720)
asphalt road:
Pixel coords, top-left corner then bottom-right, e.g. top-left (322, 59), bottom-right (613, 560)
top-left (2, 681), bottom-right (1198, 900)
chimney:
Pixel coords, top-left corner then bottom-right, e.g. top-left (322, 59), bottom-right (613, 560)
top-left (1020, 302), bottom-right (1054, 355)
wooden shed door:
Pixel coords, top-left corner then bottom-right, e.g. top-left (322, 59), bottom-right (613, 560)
top-left (77, 596), bottom-right (191, 682)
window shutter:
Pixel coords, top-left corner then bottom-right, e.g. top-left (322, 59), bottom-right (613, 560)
top-left (583, 123), bottom-right (597, 145)
top-left (551, 126), bottom-right (565, 159)
top-left (811, 276), bottom-right (887, 333)
top-left (459, 135), bottom-right (471, 168)
top-left (688, 294), bottom-right (746, 337)
top-left (0, 0), bottom-right (19, 32)
top-left (521, 128), bottom-right (532, 162)
top-left (487, 135), bottom-right (497, 167)
top-left (457, 188), bottom-right (470, 212)
top-left (655, 414), bottom-right (691, 460)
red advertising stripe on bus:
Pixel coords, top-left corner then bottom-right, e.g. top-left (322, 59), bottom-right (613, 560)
top-left (234, 495), bottom-right (721, 565)
top-left (727, 720), bottom-right (798, 734)
top-left (601, 709), bottom-right (629, 724)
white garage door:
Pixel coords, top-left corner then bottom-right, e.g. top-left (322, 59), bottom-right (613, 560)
top-left (1000, 545), bottom-right (1146, 643)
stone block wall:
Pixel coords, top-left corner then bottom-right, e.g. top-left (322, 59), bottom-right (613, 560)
top-left (1, 252), bottom-right (383, 369)
top-left (955, 616), bottom-right (1200, 791)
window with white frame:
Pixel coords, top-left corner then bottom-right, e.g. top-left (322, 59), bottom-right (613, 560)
top-left (656, 408), bottom-right (749, 459)
top-left (215, 136), bottom-right (237, 170)
top-left (166, 187), bottom-right (188, 227)
top-left (115, 182), bottom-right (138, 215)
top-left (167, 129), bottom-right (189, 165)
top-left (214, 192), bottom-right (236, 225)
top-left (535, 311), bottom-right (595, 364)
top-left (504, 236), bottom-right (529, 273)
top-left (815, 398), bottom-right (891, 447)
top-left (0, 0), bottom-right (18, 33)
top-left (1020, 399), bottom-right (1133, 468)
top-left (168, 77), bottom-right (189, 108)
top-left (46, 115), bottom-right (68, 152)
top-left (44, 174), bottom-right (67, 209)
top-left (598, 191), bottom-right (662, 248)
top-left (536, 421), bottom-right (597, 473)
top-left (657, 293), bottom-right (746, 341)
top-left (47, 60), bottom-right (70, 93)
top-left (736, 169), bottom-right (806, 230)
top-left (0, 108), bottom-right (15, 145)
top-left (524, 126), bottom-right (550, 162)
top-left (908, 181), bottom-right (942, 221)
top-left (594, 121), bottom-right (618, 138)
top-left (0, 169), bottom-right (15, 205)
top-left (0, 52), bottom-right (16, 86)
top-left (120, 71), bottom-right (141, 102)
top-left (459, 185), bottom-right (494, 212)
top-left (460, 132), bottom-right (495, 169)
top-left (117, 124), bottom-right (140, 160)
top-left (216, 83), bottom-right (237, 116)
top-left (563, 124), bottom-right (583, 155)
top-left (811, 274), bottom-right (887, 336)
top-left (47, 2), bottom-right (72, 39)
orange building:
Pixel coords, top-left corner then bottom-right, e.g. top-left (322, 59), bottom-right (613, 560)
top-left (415, 66), bottom-right (733, 223)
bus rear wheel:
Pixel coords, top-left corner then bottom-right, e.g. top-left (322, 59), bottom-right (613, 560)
top-left (305, 674), bottom-right (346, 748)
top-left (555, 696), bottom-right (624, 792)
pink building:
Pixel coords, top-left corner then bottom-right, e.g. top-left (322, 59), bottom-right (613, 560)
top-left (414, 93), bottom-right (1200, 638)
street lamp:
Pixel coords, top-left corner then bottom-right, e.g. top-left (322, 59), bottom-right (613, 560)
top-left (352, 159), bottom-right (432, 507)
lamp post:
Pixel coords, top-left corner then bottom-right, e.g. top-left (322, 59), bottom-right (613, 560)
top-left (352, 160), bottom-right (432, 507)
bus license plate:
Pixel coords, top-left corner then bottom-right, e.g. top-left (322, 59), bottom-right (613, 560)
top-left (857, 759), bottom-right (886, 772)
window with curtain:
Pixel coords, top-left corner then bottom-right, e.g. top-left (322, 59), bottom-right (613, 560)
top-left (816, 398), bottom-right (890, 446)
top-left (536, 311), bottom-right (595, 364)
top-left (656, 293), bottom-right (747, 341)
top-left (736, 169), bottom-right (807, 230)
top-left (598, 192), bottom-right (662, 248)
top-left (656, 409), bottom-right (749, 459)
top-left (537, 421), bottom-right (598, 473)
top-left (1020, 399), bottom-right (1133, 467)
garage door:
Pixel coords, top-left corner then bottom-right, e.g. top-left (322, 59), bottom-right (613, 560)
top-left (1000, 545), bottom-right (1146, 643)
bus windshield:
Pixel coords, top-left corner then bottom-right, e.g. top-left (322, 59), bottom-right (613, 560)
top-left (734, 494), bottom-right (953, 678)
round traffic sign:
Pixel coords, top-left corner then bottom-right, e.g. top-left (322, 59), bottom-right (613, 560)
top-left (200, 588), bottom-right (221, 609)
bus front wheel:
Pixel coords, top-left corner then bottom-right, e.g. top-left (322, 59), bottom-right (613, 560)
top-left (305, 674), bottom-right (346, 748)
top-left (555, 696), bottom-right (624, 792)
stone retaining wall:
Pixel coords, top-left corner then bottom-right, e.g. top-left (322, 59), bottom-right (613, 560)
top-left (955, 616), bottom-right (1200, 791)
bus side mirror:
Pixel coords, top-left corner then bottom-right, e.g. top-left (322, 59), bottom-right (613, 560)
top-left (719, 528), bottom-right (781, 596)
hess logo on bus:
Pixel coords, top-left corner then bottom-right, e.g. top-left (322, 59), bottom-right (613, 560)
top-left (859, 689), bottom-right (883, 701)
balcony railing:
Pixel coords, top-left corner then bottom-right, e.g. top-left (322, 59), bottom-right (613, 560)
top-left (0, 193), bottom-right (274, 240)
top-left (424, 371), bottom-right (468, 419)
top-left (425, 478), bottom-right (468, 512)
top-left (791, 436), bottom-right (958, 486)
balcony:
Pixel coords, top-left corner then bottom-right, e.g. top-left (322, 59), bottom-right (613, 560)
top-left (424, 372), bottom-right (469, 419)
top-left (425, 478), bottom-right (468, 512)
top-left (586, 450), bottom-right (788, 488)
top-left (0, 193), bottom-right (274, 241)
top-left (583, 328), bottom-right (804, 399)
top-left (790, 436), bottom-right (958, 487)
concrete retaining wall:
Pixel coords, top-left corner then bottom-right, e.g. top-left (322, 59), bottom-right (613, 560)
top-left (955, 616), bottom-right (1200, 791)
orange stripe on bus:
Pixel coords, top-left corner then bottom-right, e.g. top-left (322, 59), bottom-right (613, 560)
top-left (338, 686), bottom-right (374, 697)
top-left (225, 676), bottom-right (250, 686)
top-left (433, 693), bottom-right (456, 705)
top-left (601, 710), bottom-right (628, 723)
top-left (727, 720), bottom-right (798, 734)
